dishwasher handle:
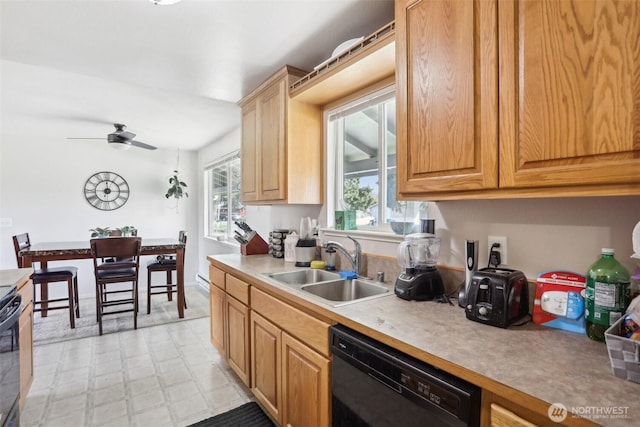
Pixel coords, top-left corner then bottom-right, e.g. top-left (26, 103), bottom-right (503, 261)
top-left (368, 370), bottom-right (402, 394)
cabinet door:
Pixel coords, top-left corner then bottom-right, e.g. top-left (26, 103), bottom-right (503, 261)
top-left (226, 296), bottom-right (251, 386)
top-left (241, 101), bottom-right (258, 202)
top-left (258, 79), bottom-right (286, 201)
top-left (281, 332), bottom-right (330, 427)
top-left (499, 0), bottom-right (640, 190)
top-left (19, 301), bottom-right (33, 408)
top-left (396, 0), bottom-right (498, 196)
top-left (209, 284), bottom-right (226, 355)
top-left (251, 311), bottom-right (282, 424)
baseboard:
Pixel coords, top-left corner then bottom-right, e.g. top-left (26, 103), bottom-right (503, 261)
top-left (195, 273), bottom-right (210, 292)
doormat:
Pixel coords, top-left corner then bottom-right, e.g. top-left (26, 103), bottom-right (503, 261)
top-left (188, 402), bottom-right (275, 427)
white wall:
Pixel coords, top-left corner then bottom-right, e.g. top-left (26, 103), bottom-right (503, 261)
top-left (196, 127), bottom-right (242, 279)
top-left (0, 125), bottom-right (199, 299)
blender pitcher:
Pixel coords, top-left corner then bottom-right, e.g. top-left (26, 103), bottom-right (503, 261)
top-left (397, 233), bottom-right (441, 269)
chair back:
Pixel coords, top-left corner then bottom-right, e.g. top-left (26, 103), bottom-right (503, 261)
top-left (91, 237), bottom-right (142, 263)
top-left (179, 230), bottom-right (187, 261)
top-left (12, 233), bottom-right (31, 268)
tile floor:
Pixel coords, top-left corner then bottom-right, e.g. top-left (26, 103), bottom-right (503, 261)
top-left (20, 317), bottom-right (253, 427)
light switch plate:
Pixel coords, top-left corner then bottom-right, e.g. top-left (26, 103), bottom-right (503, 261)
top-left (0, 218), bottom-right (12, 227)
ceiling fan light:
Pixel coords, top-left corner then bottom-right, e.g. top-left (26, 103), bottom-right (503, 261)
top-left (109, 141), bottom-right (132, 150)
top-left (149, 0), bottom-right (182, 5)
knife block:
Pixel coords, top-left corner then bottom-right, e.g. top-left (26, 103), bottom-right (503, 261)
top-left (241, 233), bottom-right (270, 256)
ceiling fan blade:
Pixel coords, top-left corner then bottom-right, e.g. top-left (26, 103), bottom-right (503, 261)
top-left (129, 140), bottom-right (157, 150)
top-left (117, 130), bottom-right (136, 140)
top-left (66, 137), bottom-right (106, 140)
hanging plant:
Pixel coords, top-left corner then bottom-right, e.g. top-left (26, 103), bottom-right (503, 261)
top-left (165, 170), bottom-right (188, 200)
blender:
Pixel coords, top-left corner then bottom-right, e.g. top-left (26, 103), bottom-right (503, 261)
top-left (395, 233), bottom-right (444, 301)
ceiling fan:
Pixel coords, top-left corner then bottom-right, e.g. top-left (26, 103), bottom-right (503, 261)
top-left (68, 123), bottom-right (157, 150)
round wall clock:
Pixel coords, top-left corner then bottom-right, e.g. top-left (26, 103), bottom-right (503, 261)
top-left (84, 171), bottom-right (130, 210)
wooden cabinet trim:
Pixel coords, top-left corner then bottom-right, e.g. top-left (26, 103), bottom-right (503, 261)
top-left (19, 300), bottom-right (33, 409)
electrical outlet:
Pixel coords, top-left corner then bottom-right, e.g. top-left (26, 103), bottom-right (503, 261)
top-left (488, 235), bottom-right (508, 265)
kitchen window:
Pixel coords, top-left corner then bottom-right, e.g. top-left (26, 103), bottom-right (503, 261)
top-left (326, 85), bottom-right (422, 233)
top-left (204, 151), bottom-right (244, 241)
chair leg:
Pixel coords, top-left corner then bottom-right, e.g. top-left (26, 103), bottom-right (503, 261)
top-left (166, 271), bottom-right (173, 301)
top-left (41, 282), bottom-right (49, 317)
top-left (133, 281), bottom-right (138, 330)
top-left (147, 270), bottom-right (152, 315)
top-left (97, 282), bottom-right (103, 336)
top-left (67, 278), bottom-right (75, 329)
top-left (74, 276), bottom-right (80, 318)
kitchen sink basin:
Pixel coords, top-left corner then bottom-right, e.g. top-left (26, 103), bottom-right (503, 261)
top-left (301, 279), bottom-right (391, 306)
top-left (267, 269), bottom-right (341, 285)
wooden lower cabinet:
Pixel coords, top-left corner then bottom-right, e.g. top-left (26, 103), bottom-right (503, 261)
top-left (251, 311), bottom-right (282, 423)
top-left (208, 268), bottom-right (251, 387)
top-left (226, 295), bottom-right (250, 385)
top-left (209, 283), bottom-right (226, 354)
top-left (490, 403), bottom-right (537, 427)
top-left (482, 389), bottom-right (597, 427)
top-left (17, 277), bottom-right (34, 408)
top-left (281, 332), bottom-right (330, 427)
top-left (250, 287), bottom-right (332, 427)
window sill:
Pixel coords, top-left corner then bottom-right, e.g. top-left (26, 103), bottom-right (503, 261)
top-left (204, 236), bottom-right (240, 247)
top-left (319, 228), bottom-right (407, 244)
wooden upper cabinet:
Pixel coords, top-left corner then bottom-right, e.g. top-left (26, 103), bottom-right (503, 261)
top-left (239, 65), bottom-right (323, 204)
top-left (396, 0), bottom-right (499, 197)
top-left (397, 0), bottom-right (640, 200)
top-left (499, 0), bottom-right (640, 193)
top-left (241, 102), bottom-right (258, 203)
top-left (258, 80), bottom-right (287, 201)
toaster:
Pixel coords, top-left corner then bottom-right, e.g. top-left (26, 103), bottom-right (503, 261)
top-left (465, 267), bottom-right (529, 328)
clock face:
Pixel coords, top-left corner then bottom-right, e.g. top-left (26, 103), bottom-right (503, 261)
top-left (84, 171), bottom-right (130, 211)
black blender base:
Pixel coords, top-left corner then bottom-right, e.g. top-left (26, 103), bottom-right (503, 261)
top-left (394, 269), bottom-right (444, 301)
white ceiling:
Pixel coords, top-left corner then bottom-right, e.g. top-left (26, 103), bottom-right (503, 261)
top-left (0, 0), bottom-right (394, 151)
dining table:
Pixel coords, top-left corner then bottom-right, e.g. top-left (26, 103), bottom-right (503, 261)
top-left (19, 237), bottom-right (187, 318)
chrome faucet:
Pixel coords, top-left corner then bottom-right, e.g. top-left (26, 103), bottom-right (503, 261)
top-left (325, 236), bottom-right (362, 277)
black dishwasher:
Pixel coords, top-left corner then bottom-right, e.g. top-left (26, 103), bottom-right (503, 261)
top-left (330, 325), bottom-right (480, 427)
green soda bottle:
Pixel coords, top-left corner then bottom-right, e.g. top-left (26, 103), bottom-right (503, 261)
top-left (585, 248), bottom-right (631, 341)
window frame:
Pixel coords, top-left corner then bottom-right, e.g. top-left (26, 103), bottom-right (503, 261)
top-left (325, 84), bottom-right (418, 234)
top-left (203, 151), bottom-right (242, 242)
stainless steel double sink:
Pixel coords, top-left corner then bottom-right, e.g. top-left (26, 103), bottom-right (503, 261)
top-left (263, 269), bottom-right (391, 307)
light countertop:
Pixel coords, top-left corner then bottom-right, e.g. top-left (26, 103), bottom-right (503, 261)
top-left (208, 254), bottom-right (638, 427)
top-left (0, 268), bottom-right (32, 288)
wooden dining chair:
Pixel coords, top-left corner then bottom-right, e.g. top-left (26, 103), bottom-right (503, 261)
top-left (12, 233), bottom-right (80, 328)
top-left (146, 230), bottom-right (187, 314)
top-left (90, 237), bottom-right (142, 335)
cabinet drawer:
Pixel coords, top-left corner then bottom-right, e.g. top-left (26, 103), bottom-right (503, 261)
top-left (251, 287), bottom-right (330, 357)
top-left (209, 266), bottom-right (225, 290)
top-left (226, 274), bottom-right (250, 305)
top-left (490, 403), bottom-right (536, 427)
